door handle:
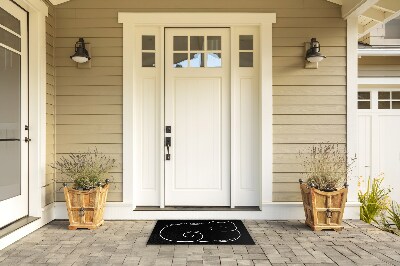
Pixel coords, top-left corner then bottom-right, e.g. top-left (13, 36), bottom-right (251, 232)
top-left (165, 137), bottom-right (171, 160)
top-left (24, 137), bottom-right (31, 143)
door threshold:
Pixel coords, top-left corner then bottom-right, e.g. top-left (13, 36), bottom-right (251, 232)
top-left (0, 216), bottom-right (39, 239)
top-left (135, 206), bottom-right (260, 211)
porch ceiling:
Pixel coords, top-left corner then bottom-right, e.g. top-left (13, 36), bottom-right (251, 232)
top-left (327, 0), bottom-right (400, 39)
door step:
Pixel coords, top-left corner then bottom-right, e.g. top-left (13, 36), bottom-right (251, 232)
top-left (0, 216), bottom-right (39, 240)
top-left (135, 206), bottom-right (260, 211)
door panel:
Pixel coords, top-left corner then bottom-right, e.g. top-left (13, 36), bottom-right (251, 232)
top-left (174, 78), bottom-right (222, 190)
top-left (357, 90), bottom-right (400, 203)
top-left (379, 116), bottom-right (400, 203)
top-left (165, 28), bottom-right (230, 206)
top-left (0, 0), bottom-right (28, 228)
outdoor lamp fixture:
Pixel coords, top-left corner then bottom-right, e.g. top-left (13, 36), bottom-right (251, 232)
top-left (70, 37), bottom-right (91, 64)
top-left (305, 38), bottom-right (326, 69)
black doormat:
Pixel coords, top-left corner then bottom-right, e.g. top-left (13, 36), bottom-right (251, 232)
top-left (147, 220), bottom-right (255, 245)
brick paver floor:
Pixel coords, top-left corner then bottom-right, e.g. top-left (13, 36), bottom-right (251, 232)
top-left (0, 220), bottom-right (399, 265)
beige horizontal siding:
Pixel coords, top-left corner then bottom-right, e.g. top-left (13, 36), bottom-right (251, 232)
top-left (45, 1), bottom-right (56, 207)
top-left (359, 56), bottom-right (400, 77)
top-left (55, 0), bottom-right (346, 203)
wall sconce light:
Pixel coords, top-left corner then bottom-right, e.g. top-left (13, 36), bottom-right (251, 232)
top-left (70, 37), bottom-right (91, 64)
top-left (305, 38), bottom-right (326, 69)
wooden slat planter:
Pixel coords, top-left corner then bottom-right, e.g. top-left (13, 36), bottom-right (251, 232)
top-left (63, 184), bottom-right (109, 230)
top-left (299, 182), bottom-right (347, 231)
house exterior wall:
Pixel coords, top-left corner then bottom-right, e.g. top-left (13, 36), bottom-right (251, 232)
top-left (54, 0), bottom-right (346, 203)
top-left (45, 1), bottom-right (56, 207)
top-left (359, 56), bottom-right (400, 77)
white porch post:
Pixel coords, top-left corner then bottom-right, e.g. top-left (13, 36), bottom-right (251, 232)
top-left (347, 16), bottom-right (360, 203)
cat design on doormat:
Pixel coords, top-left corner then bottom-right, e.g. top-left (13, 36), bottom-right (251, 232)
top-left (159, 221), bottom-right (241, 243)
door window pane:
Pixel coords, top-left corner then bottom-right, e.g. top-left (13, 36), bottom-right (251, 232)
top-left (358, 101), bottom-right (370, 109)
top-left (392, 91), bottom-right (400, 99)
top-left (239, 52), bottom-right (253, 67)
top-left (190, 53), bottom-right (204, 68)
top-left (0, 7), bottom-right (20, 34)
top-left (207, 36), bottom-right (221, 50)
top-left (174, 36), bottom-right (188, 51)
top-left (392, 101), bottom-right (400, 109)
top-left (378, 101), bottom-right (390, 109)
top-left (0, 47), bottom-right (21, 201)
top-left (173, 53), bottom-right (188, 68)
top-left (0, 27), bottom-right (21, 51)
top-left (358, 92), bottom-right (370, 100)
top-left (378, 91), bottom-right (390, 99)
top-left (207, 53), bottom-right (221, 68)
top-left (142, 52), bottom-right (155, 67)
top-left (239, 35), bottom-right (253, 50)
top-left (190, 36), bottom-right (204, 51)
top-left (142, 35), bottom-right (155, 50)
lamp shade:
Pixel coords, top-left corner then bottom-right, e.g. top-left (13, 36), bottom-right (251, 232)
top-left (305, 38), bottom-right (326, 63)
top-left (70, 38), bottom-right (91, 63)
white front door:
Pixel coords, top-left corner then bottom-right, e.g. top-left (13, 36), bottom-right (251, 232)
top-left (0, 0), bottom-right (29, 227)
top-left (164, 28), bottom-right (230, 206)
top-left (357, 89), bottom-right (400, 203)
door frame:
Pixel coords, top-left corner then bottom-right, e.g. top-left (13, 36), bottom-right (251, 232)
top-left (0, 0), bottom-right (29, 227)
top-left (119, 13), bottom-right (276, 209)
top-left (11, 0), bottom-right (49, 218)
top-left (164, 28), bottom-right (231, 206)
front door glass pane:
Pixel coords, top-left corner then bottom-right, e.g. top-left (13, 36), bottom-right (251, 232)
top-left (0, 47), bottom-right (21, 201)
top-left (0, 7), bottom-right (20, 34)
top-left (0, 27), bottom-right (21, 51)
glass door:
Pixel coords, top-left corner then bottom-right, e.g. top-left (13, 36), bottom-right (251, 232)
top-left (0, 0), bottom-right (28, 228)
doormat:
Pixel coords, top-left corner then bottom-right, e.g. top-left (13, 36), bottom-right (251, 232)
top-left (147, 220), bottom-right (255, 245)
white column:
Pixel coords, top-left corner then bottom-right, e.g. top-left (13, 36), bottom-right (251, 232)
top-left (346, 16), bottom-right (359, 203)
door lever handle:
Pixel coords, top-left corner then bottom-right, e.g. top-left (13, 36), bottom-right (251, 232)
top-left (165, 137), bottom-right (171, 160)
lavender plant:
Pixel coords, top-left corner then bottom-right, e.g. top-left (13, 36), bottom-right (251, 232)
top-left (299, 143), bottom-right (355, 191)
top-left (53, 148), bottom-right (116, 190)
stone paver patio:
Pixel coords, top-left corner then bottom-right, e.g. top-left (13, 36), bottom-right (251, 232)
top-left (0, 220), bottom-right (399, 265)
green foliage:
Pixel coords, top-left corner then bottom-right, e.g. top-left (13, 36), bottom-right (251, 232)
top-left (52, 148), bottom-right (116, 190)
top-left (387, 201), bottom-right (400, 230)
top-left (299, 143), bottom-right (355, 191)
top-left (380, 201), bottom-right (400, 236)
top-left (358, 177), bottom-right (391, 224)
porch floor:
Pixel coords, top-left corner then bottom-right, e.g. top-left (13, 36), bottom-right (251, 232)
top-left (0, 220), bottom-right (399, 265)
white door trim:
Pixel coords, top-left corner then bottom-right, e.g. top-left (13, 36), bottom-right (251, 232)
top-left (119, 13), bottom-right (276, 209)
top-left (12, 0), bottom-right (48, 217)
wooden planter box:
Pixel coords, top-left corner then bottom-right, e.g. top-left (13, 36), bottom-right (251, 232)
top-left (299, 182), bottom-right (347, 231)
top-left (63, 184), bottom-right (109, 230)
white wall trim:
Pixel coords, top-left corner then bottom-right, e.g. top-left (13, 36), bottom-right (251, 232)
top-left (119, 13), bottom-right (276, 209)
top-left (347, 17), bottom-right (359, 202)
top-left (54, 202), bottom-right (360, 220)
top-left (0, 204), bottom-right (54, 250)
top-left (358, 77), bottom-right (400, 85)
top-left (358, 48), bottom-right (400, 56)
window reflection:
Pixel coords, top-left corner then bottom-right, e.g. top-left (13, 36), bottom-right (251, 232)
top-left (207, 53), bottom-right (221, 68)
top-left (173, 53), bottom-right (188, 68)
top-left (190, 53), bottom-right (204, 67)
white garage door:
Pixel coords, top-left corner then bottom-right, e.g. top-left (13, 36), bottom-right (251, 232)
top-left (358, 89), bottom-right (400, 202)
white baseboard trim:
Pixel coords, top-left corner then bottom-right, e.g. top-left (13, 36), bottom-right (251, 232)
top-left (0, 203), bottom-right (55, 250)
top-left (54, 201), bottom-right (361, 220)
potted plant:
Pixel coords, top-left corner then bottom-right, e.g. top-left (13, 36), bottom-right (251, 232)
top-left (53, 148), bottom-right (116, 230)
top-left (298, 143), bottom-right (355, 231)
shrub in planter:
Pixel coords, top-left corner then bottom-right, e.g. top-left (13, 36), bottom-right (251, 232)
top-left (53, 148), bottom-right (116, 230)
top-left (298, 143), bottom-right (355, 231)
